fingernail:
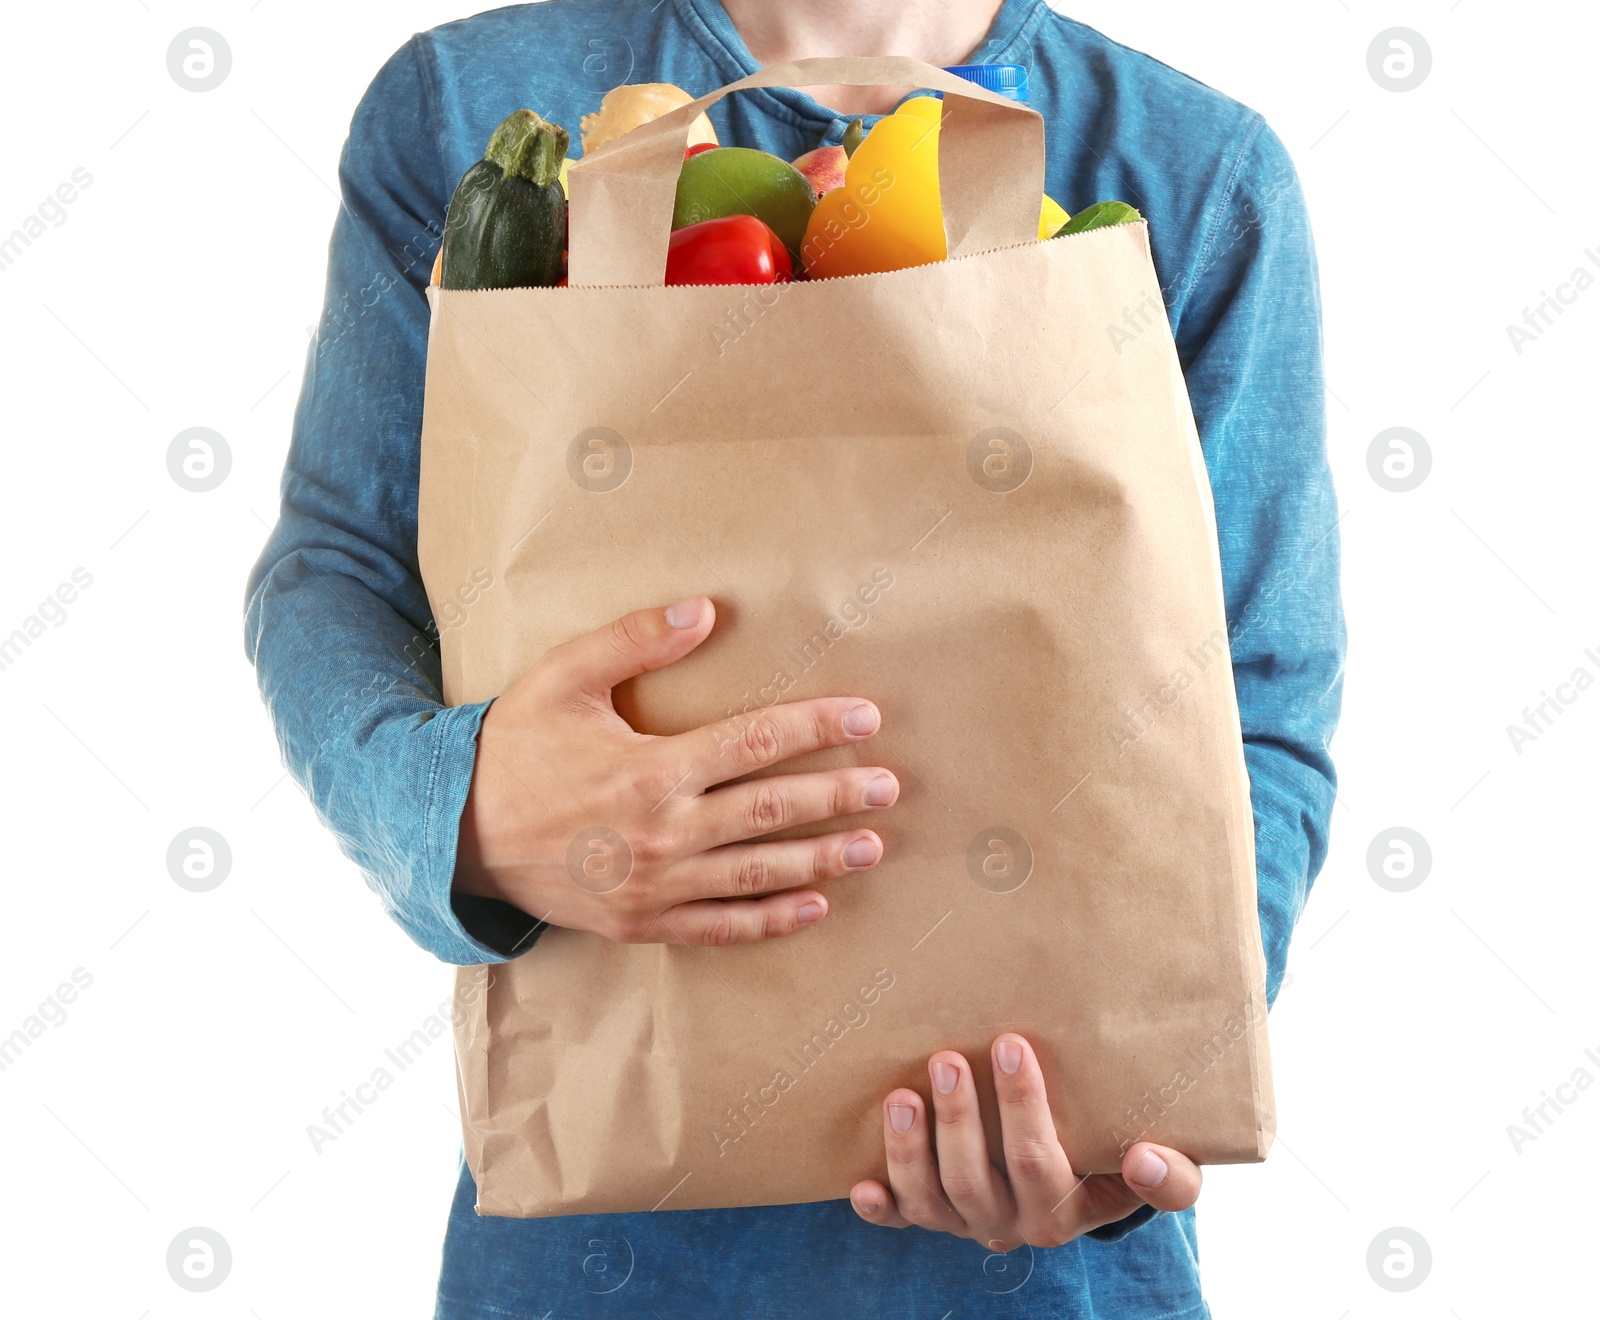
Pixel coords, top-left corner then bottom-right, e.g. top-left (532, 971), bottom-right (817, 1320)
top-left (862, 775), bottom-right (896, 807)
top-left (842, 837), bottom-right (879, 868)
top-left (796, 901), bottom-right (825, 925)
top-left (842, 704), bottom-right (879, 737)
top-left (888, 1103), bottom-right (915, 1135)
top-left (1130, 1151), bottom-right (1168, 1189)
top-left (852, 1192), bottom-right (877, 1214)
top-left (932, 1061), bottom-right (959, 1095)
top-left (995, 1040), bottom-right (1023, 1076)
top-left (664, 598), bottom-right (703, 629)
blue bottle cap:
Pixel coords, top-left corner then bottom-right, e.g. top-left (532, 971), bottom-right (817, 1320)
top-left (942, 63), bottom-right (1030, 103)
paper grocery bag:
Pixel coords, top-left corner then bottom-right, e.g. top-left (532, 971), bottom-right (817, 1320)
top-left (418, 57), bottom-right (1272, 1217)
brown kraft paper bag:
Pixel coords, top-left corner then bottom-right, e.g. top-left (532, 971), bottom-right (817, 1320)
top-left (417, 57), bottom-right (1273, 1217)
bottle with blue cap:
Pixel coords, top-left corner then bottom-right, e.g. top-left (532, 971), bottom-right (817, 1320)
top-left (942, 63), bottom-right (1031, 103)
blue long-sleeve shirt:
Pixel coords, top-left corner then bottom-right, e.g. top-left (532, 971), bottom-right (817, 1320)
top-left (244, 2), bottom-right (1344, 1315)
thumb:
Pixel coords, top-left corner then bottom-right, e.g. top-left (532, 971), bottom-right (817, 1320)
top-left (543, 597), bottom-right (714, 703)
top-left (1118, 1142), bottom-right (1202, 1214)
top-left (1075, 1143), bottom-right (1201, 1232)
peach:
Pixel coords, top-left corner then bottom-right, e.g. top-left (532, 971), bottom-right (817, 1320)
top-left (791, 144), bottom-right (848, 195)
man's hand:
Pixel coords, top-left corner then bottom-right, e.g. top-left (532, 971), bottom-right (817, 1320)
top-left (454, 597), bottom-right (898, 945)
top-left (850, 1034), bottom-right (1200, 1250)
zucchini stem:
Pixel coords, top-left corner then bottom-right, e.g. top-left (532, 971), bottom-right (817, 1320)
top-left (485, 110), bottom-right (570, 188)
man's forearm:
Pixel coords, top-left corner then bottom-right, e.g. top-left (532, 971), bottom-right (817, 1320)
top-left (245, 513), bottom-right (500, 965)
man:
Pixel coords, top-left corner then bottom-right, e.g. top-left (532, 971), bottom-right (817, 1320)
top-left (245, 1), bottom-right (1344, 1315)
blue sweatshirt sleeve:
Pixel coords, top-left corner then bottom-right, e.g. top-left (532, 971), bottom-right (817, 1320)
top-left (1086, 118), bottom-right (1343, 1247)
top-left (243, 38), bottom-right (537, 966)
top-left (1174, 117), bottom-right (1345, 1008)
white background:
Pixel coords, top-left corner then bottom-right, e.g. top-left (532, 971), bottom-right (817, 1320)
top-left (1, 1), bottom-right (1594, 1316)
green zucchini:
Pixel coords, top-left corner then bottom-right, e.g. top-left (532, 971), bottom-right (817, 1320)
top-left (441, 110), bottom-right (569, 290)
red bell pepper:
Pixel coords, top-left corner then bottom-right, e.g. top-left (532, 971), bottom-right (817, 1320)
top-left (665, 215), bottom-right (792, 286)
top-left (683, 143), bottom-right (719, 160)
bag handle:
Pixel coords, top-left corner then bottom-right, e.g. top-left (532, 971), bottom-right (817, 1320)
top-left (566, 55), bottom-right (1046, 287)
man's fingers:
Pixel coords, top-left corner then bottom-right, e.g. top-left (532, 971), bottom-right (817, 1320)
top-left (1119, 1142), bottom-right (1202, 1213)
top-left (661, 697), bottom-right (881, 793)
top-left (664, 830), bottom-right (883, 907)
top-left (1072, 1143), bottom-right (1204, 1234)
top-left (541, 598), bottom-right (714, 704)
top-left (695, 768), bottom-right (899, 849)
top-left (880, 1089), bottom-right (966, 1234)
top-left (849, 1180), bottom-right (911, 1229)
top-left (925, 1052), bottom-right (1014, 1243)
top-left (645, 890), bottom-right (831, 947)
top-left (988, 1035), bottom-right (1078, 1236)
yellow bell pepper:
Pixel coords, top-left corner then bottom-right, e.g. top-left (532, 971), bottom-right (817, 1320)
top-left (1039, 193), bottom-right (1070, 240)
top-left (895, 95), bottom-right (944, 126)
top-left (802, 95), bottom-right (1070, 278)
top-left (802, 97), bottom-right (945, 279)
